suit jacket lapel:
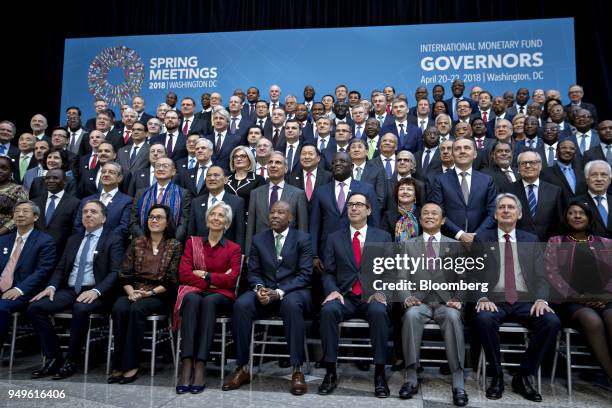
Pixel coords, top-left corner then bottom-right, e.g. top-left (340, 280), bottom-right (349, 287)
top-left (449, 171), bottom-right (466, 205)
top-left (342, 229), bottom-right (358, 271)
top-left (14, 230), bottom-right (37, 271)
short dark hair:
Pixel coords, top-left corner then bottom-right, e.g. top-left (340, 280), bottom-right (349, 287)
top-left (299, 142), bottom-right (321, 156)
top-left (83, 199), bottom-right (108, 217)
top-left (0, 155), bottom-right (14, 172)
top-left (347, 191), bottom-right (371, 209)
top-left (144, 204), bottom-right (177, 239)
top-left (43, 148), bottom-right (70, 171)
top-left (394, 177), bottom-right (419, 206)
top-left (65, 106), bottom-right (82, 116)
top-left (562, 200), bottom-right (595, 235)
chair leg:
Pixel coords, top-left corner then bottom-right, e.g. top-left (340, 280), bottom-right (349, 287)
top-left (221, 321), bottom-right (226, 383)
top-left (258, 324), bottom-right (268, 374)
top-left (168, 319), bottom-right (176, 369)
top-left (249, 323), bottom-right (255, 381)
top-left (9, 313), bottom-right (18, 373)
top-left (304, 335), bottom-right (311, 375)
top-left (550, 332), bottom-right (561, 385)
top-left (84, 317), bottom-right (93, 375)
top-left (537, 367), bottom-right (541, 394)
top-left (566, 330), bottom-right (572, 397)
top-left (106, 318), bottom-right (113, 375)
top-left (150, 319), bottom-right (158, 377)
top-left (174, 329), bottom-right (181, 386)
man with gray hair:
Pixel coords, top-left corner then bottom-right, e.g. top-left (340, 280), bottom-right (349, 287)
top-left (131, 96), bottom-right (154, 124)
top-left (576, 160), bottom-right (612, 237)
top-left (205, 108), bottom-right (242, 173)
top-left (178, 138), bottom-right (214, 197)
top-left (0, 120), bottom-right (20, 157)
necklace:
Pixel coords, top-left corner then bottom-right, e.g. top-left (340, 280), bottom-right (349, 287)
top-left (567, 234), bottom-right (590, 243)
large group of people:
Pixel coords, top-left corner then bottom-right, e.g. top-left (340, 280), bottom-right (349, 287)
top-left (0, 80), bottom-right (611, 406)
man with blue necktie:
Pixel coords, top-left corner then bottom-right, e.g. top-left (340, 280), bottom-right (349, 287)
top-left (541, 139), bottom-right (587, 208)
top-left (576, 160), bottom-right (612, 237)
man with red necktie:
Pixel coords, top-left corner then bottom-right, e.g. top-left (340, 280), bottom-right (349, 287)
top-left (318, 192), bottom-right (392, 398)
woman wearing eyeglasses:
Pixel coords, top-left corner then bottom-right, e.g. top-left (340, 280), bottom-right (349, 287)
top-left (225, 144), bottom-right (265, 211)
top-left (107, 204), bottom-right (182, 384)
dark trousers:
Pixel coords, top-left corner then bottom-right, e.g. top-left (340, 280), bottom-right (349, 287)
top-left (180, 292), bottom-right (233, 361)
top-left (0, 297), bottom-right (30, 346)
top-left (320, 295), bottom-right (391, 365)
top-left (27, 288), bottom-right (105, 360)
top-left (233, 289), bottom-right (311, 367)
top-left (111, 295), bottom-right (167, 371)
top-left (475, 301), bottom-right (560, 376)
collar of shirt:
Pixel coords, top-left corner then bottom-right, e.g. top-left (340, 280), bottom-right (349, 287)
top-left (273, 227), bottom-right (289, 241)
top-left (1, 142), bottom-right (10, 150)
top-left (497, 229), bottom-right (516, 241)
top-left (480, 109), bottom-right (491, 116)
top-left (354, 163), bottom-right (365, 172)
top-left (203, 235), bottom-right (226, 247)
top-left (101, 187), bottom-right (118, 199)
top-left (303, 168), bottom-right (317, 179)
top-left (367, 135), bottom-right (380, 144)
top-left (286, 142), bottom-right (299, 151)
top-left (199, 160), bottom-right (213, 169)
top-left (231, 114), bottom-right (242, 122)
top-left (20, 152), bottom-right (32, 159)
top-left (337, 177), bottom-right (352, 188)
top-left (203, 108), bottom-right (212, 113)
top-left (350, 224), bottom-right (368, 242)
top-left (522, 178), bottom-right (540, 189)
top-left (156, 182), bottom-right (171, 191)
top-left (454, 167), bottom-right (472, 178)
top-left (16, 227), bottom-right (35, 244)
top-left (422, 231), bottom-right (442, 242)
top-left (47, 190), bottom-right (64, 201)
top-left (270, 180), bottom-right (285, 190)
top-left (85, 226), bottom-right (104, 239)
top-left (132, 141), bottom-right (145, 149)
top-left (589, 191), bottom-right (608, 202)
top-left (557, 162), bottom-right (573, 171)
top-left (545, 142), bottom-right (558, 150)
top-left (395, 120), bottom-right (408, 128)
top-left (577, 130), bottom-right (592, 138)
top-left (318, 135), bottom-right (330, 143)
top-left (209, 191), bottom-right (225, 204)
top-left (442, 165), bottom-right (454, 172)
top-left (381, 154), bottom-right (396, 162)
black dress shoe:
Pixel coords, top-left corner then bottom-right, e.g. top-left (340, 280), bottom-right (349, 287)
top-left (399, 382), bottom-right (418, 399)
top-left (374, 374), bottom-right (390, 398)
top-left (32, 357), bottom-right (64, 379)
top-left (175, 385), bottom-right (190, 394)
top-left (452, 387), bottom-right (469, 407)
top-left (355, 361), bottom-right (370, 371)
top-left (512, 374), bottom-right (542, 402)
top-left (190, 384), bottom-right (206, 394)
top-left (107, 374), bottom-right (123, 384)
top-left (317, 373), bottom-right (338, 395)
top-left (119, 373), bottom-right (139, 384)
top-left (486, 376), bottom-right (504, 400)
top-left (53, 361), bottom-right (77, 380)
top-left (391, 360), bottom-right (405, 371)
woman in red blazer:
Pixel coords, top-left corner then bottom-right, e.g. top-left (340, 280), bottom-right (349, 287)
top-left (174, 201), bottom-right (241, 394)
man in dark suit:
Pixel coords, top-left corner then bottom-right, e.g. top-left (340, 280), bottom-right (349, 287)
top-left (506, 150), bottom-right (563, 241)
top-left (318, 192), bottom-right (392, 398)
top-left (116, 121), bottom-right (149, 176)
top-left (321, 121), bottom-right (352, 171)
top-left (240, 86), bottom-right (260, 122)
top-left (444, 79), bottom-right (477, 121)
top-left (310, 151), bottom-right (381, 269)
top-left (506, 87), bottom-right (530, 117)
top-left (362, 118), bottom-right (382, 160)
top-left (0, 120), bottom-right (20, 159)
top-left (49, 127), bottom-right (79, 177)
top-left (264, 107), bottom-right (286, 149)
top-left (277, 119), bottom-right (302, 175)
top-left (347, 138), bottom-right (387, 206)
top-left (548, 104), bottom-right (574, 140)
top-left (287, 143), bottom-right (333, 208)
top-left (27, 200), bottom-right (123, 379)
top-left (245, 152), bottom-right (308, 256)
top-left (369, 91), bottom-right (394, 129)
top-left (74, 162), bottom-right (132, 239)
top-left (227, 95), bottom-right (253, 144)
top-left (78, 141), bottom-right (116, 198)
top-left (253, 100), bottom-right (272, 135)
top-left (222, 201), bottom-right (312, 395)
top-left (32, 169), bottom-right (80, 258)
top-left (12, 132), bottom-right (38, 183)
top-left (514, 116), bottom-right (544, 160)
top-left (180, 96), bottom-right (211, 136)
top-left (131, 96), bottom-right (154, 125)
top-left (205, 109), bottom-right (242, 173)
top-left (482, 141), bottom-right (520, 192)
top-left (0, 200), bottom-right (55, 347)
top-left (415, 126), bottom-right (442, 182)
top-left (78, 110), bottom-right (123, 157)
top-left (576, 160), bottom-right (612, 238)
top-left (583, 120), bottom-right (612, 167)
top-left (177, 138), bottom-right (214, 198)
top-left (188, 166), bottom-right (246, 251)
top-left (84, 99), bottom-right (108, 132)
top-left (330, 101), bottom-right (354, 133)
top-left (148, 110), bottom-right (187, 161)
top-left (473, 193), bottom-right (560, 402)
top-left (125, 143), bottom-right (166, 197)
top-left (130, 158), bottom-right (191, 242)
top-left (541, 139), bottom-right (587, 207)
top-left (565, 84), bottom-right (598, 125)
top-left (569, 109), bottom-right (601, 158)
top-left (380, 99), bottom-right (422, 153)
top-left (430, 138), bottom-right (497, 242)
top-left (314, 117), bottom-right (335, 164)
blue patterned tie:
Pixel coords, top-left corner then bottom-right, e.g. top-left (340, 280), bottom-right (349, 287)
top-left (527, 184), bottom-right (537, 218)
top-left (562, 166), bottom-right (576, 193)
top-left (287, 145), bottom-right (294, 172)
top-left (384, 159), bottom-right (392, 178)
top-left (74, 233), bottom-right (93, 293)
top-left (595, 196), bottom-right (608, 227)
top-left (579, 134), bottom-right (586, 154)
top-left (422, 149), bottom-right (431, 171)
top-left (399, 124), bottom-right (406, 145)
top-left (45, 195), bottom-right (57, 225)
top-left (196, 166), bottom-right (206, 192)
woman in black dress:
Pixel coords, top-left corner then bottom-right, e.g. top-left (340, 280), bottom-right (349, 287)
top-left (225, 145), bottom-right (265, 210)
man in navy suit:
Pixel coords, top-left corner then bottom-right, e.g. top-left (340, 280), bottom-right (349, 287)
top-left (78, 141), bottom-right (116, 198)
top-left (430, 138), bottom-right (497, 241)
top-left (565, 84), bottom-right (598, 125)
top-left (180, 96), bottom-right (211, 136)
top-left (583, 120), bottom-right (612, 167)
top-left (415, 126), bottom-right (442, 182)
top-left (444, 79), bottom-right (477, 121)
top-left (473, 193), bottom-right (560, 402)
top-left (380, 98), bottom-right (422, 153)
top-left (149, 110), bottom-right (187, 161)
top-left (277, 119), bottom-right (302, 175)
top-left (222, 201), bottom-right (312, 395)
top-left (206, 109), bottom-right (242, 173)
top-left (548, 104), bottom-right (574, 140)
top-left (576, 160), bottom-right (612, 237)
top-left (74, 162), bottom-right (132, 239)
top-left (318, 192), bottom-right (392, 398)
top-left (570, 109), bottom-right (601, 158)
top-left (240, 86), bottom-right (260, 121)
top-left (310, 151), bottom-right (380, 269)
top-left (348, 138), bottom-right (387, 206)
top-left (0, 201), bottom-right (55, 347)
top-left (228, 95), bottom-right (253, 144)
top-left (131, 96), bottom-right (154, 125)
top-left (188, 166), bottom-right (246, 251)
top-left (369, 91), bottom-right (394, 129)
top-left (362, 117), bottom-right (382, 160)
top-left (177, 138), bottom-right (214, 198)
top-left (541, 139), bottom-right (587, 207)
top-left (28, 200), bottom-right (123, 379)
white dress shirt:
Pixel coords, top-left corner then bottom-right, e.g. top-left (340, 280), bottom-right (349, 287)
top-left (494, 229), bottom-right (528, 292)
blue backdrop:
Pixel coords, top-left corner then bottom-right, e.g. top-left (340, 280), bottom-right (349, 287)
top-left (61, 18), bottom-right (575, 121)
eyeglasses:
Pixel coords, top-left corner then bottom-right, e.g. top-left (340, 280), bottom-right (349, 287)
top-left (101, 170), bottom-right (119, 175)
top-left (149, 215), bottom-right (166, 221)
top-left (233, 154), bottom-right (248, 159)
top-left (519, 160), bottom-right (542, 167)
top-left (154, 163), bottom-right (173, 169)
top-left (347, 202), bottom-right (369, 209)
top-left (397, 158), bottom-right (412, 163)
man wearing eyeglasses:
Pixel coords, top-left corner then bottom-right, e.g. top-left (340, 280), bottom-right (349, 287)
top-left (318, 192), bottom-right (392, 398)
top-left (506, 151), bottom-right (563, 241)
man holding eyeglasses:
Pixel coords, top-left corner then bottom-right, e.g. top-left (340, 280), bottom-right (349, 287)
top-left (130, 158), bottom-right (191, 242)
top-left (318, 192), bottom-right (392, 398)
top-left (506, 151), bottom-right (563, 241)
top-left (74, 162), bottom-right (132, 240)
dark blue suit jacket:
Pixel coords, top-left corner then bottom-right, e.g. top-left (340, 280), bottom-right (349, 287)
top-left (247, 228), bottom-right (312, 294)
top-left (380, 122), bottom-right (423, 153)
top-left (149, 132), bottom-right (188, 160)
top-left (322, 226), bottom-right (391, 296)
top-left (0, 230), bottom-right (56, 296)
top-left (430, 169), bottom-right (497, 237)
top-left (309, 179), bottom-right (381, 259)
top-left (205, 132), bottom-right (242, 173)
top-left (74, 192), bottom-right (132, 238)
